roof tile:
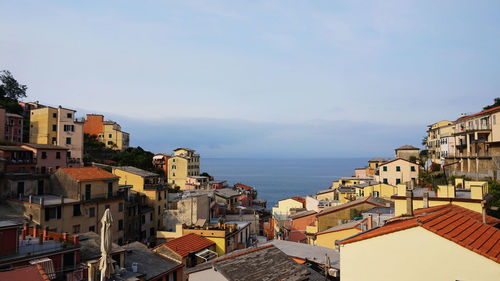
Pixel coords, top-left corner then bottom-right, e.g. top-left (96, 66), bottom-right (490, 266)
top-left (59, 167), bottom-right (119, 181)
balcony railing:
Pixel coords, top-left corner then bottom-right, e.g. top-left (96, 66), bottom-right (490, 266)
top-left (82, 192), bottom-right (125, 202)
top-left (7, 158), bottom-right (37, 164)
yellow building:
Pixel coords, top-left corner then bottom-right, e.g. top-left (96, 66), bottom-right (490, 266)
top-left (313, 219), bottom-right (366, 249)
top-left (427, 120), bottom-right (454, 164)
top-left (331, 177), bottom-right (373, 189)
top-left (391, 181), bottom-right (488, 216)
top-left (101, 121), bottom-right (130, 151)
top-left (378, 158), bottom-right (418, 187)
top-left (167, 148), bottom-right (200, 190)
top-left (355, 183), bottom-right (397, 199)
top-left (112, 166), bottom-right (168, 231)
top-left (29, 106), bottom-right (84, 165)
top-left (316, 189), bottom-right (335, 201)
top-left (338, 204), bottom-right (500, 281)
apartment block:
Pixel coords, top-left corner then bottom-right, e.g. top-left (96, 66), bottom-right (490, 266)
top-left (83, 114), bottom-right (130, 151)
top-left (5, 113), bottom-right (23, 143)
top-left (378, 158), bottom-right (418, 187)
top-left (167, 148), bottom-right (200, 190)
top-left (427, 120), bottom-right (454, 164)
top-left (29, 106), bottom-right (83, 165)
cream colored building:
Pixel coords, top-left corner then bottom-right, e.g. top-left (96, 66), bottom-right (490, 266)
top-left (378, 158), bottom-right (418, 186)
top-left (427, 120), bottom-right (454, 164)
top-left (29, 106), bottom-right (83, 165)
top-left (339, 204), bottom-right (500, 281)
top-left (100, 121), bottom-right (129, 151)
top-left (167, 148), bottom-right (200, 190)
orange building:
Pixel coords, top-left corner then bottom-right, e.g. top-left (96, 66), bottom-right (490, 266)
top-left (83, 114), bottom-right (104, 136)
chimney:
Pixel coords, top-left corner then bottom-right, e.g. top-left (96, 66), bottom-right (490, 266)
top-left (406, 190), bottom-right (413, 216)
top-left (73, 236), bottom-right (79, 247)
top-left (367, 215), bottom-right (373, 229)
top-left (63, 232), bottom-right (68, 241)
top-left (38, 233), bottom-right (43, 245)
top-left (33, 225), bottom-right (38, 238)
top-left (29, 195), bottom-right (32, 204)
top-left (40, 197), bottom-right (44, 207)
top-left (423, 192), bottom-right (429, 208)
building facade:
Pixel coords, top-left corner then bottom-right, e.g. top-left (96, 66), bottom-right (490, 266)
top-left (5, 113), bottom-right (23, 143)
top-left (378, 158), bottom-right (419, 186)
top-left (83, 114), bottom-right (130, 151)
top-left (167, 148), bottom-right (200, 190)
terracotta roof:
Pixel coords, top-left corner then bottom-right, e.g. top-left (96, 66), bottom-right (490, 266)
top-left (59, 167), bottom-right (119, 181)
top-left (290, 196), bottom-right (306, 205)
top-left (339, 204), bottom-right (500, 264)
top-left (235, 183), bottom-right (254, 191)
top-left (0, 265), bottom-right (49, 281)
top-left (317, 196), bottom-right (388, 217)
top-left (291, 210), bottom-right (317, 220)
top-left (159, 233), bottom-right (215, 258)
top-left (456, 105), bottom-right (500, 122)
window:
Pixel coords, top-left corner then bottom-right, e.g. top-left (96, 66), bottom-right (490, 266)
top-left (72, 225), bottom-right (80, 234)
top-left (73, 204), bottom-right (81, 216)
top-left (52, 124), bottom-right (57, 132)
top-left (89, 226), bottom-right (95, 232)
top-left (52, 137), bottom-right (57, 144)
top-left (56, 152), bottom-right (61, 159)
top-left (108, 182), bottom-right (113, 198)
top-left (53, 113), bottom-right (57, 118)
top-left (383, 178), bottom-right (388, 184)
top-left (396, 178), bottom-right (401, 184)
top-left (105, 204), bottom-right (110, 210)
top-left (89, 207), bottom-right (95, 217)
top-left (17, 181), bottom-right (24, 195)
top-left (150, 227), bottom-right (155, 236)
top-left (141, 215), bottom-right (145, 224)
top-left (411, 166), bottom-right (416, 172)
top-left (66, 137), bottom-right (71, 145)
top-left (67, 151), bottom-right (71, 158)
top-left (158, 206), bottom-right (161, 215)
top-left (173, 172), bottom-right (175, 177)
top-left (109, 134), bottom-right (112, 138)
top-left (396, 166), bottom-right (401, 172)
top-left (158, 220), bottom-right (161, 228)
top-left (150, 213), bottom-right (153, 221)
top-left (64, 125), bottom-right (74, 132)
top-left (85, 184), bottom-right (91, 200)
top-left (41, 152), bottom-right (47, 159)
top-left (172, 158), bottom-right (175, 162)
top-left (41, 166), bottom-right (46, 174)
top-left (373, 191), bottom-right (379, 198)
top-left (118, 219), bottom-right (123, 231)
top-left (67, 113), bottom-right (72, 118)
top-left (45, 206), bottom-right (61, 220)
top-left (119, 202), bottom-right (123, 212)
top-left (382, 166), bottom-right (387, 172)
top-left (107, 141), bottom-right (113, 145)
top-left (128, 224), bottom-right (132, 233)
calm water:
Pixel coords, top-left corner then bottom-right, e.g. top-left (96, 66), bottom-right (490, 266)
top-left (201, 158), bottom-right (368, 208)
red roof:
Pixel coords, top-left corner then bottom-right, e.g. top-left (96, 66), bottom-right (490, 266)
top-left (160, 233), bottom-right (215, 258)
top-left (339, 204), bottom-right (500, 264)
top-left (0, 265), bottom-right (49, 281)
top-left (59, 167), bottom-right (119, 181)
top-left (456, 105), bottom-right (500, 122)
top-left (290, 196), bottom-right (306, 205)
top-left (235, 183), bottom-right (254, 191)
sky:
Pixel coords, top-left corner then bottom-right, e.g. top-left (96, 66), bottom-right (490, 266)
top-left (1, 1), bottom-right (499, 158)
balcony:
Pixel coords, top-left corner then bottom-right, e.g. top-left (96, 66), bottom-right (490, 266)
top-left (455, 124), bottom-right (491, 135)
top-left (82, 192), bottom-right (125, 202)
top-left (7, 158), bottom-right (37, 165)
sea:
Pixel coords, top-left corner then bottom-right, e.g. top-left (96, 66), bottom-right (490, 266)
top-left (201, 158), bottom-right (368, 208)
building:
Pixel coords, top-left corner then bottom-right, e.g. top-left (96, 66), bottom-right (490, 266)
top-left (0, 145), bottom-right (36, 173)
top-left (378, 158), bottom-right (419, 186)
top-left (187, 244), bottom-right (324, 281)
top-left (31, 167), bottom-right (126, 243)
top-left (0, 265), bottom-right (50, 281)
top-left (0, 107), bottom-right (5, 140)
top-left (123, 242), bottom-right (184, 281)
top-left (182, 221), bottom-right (251, 256)
top-left (427, 120), bottom-right (454, 164)
top-left (5, 113), bottom-right (23, 142)
top-left (21, 143), bottom-right (68, 173)
top-left (83, 114), bottom-right (130, 151)
top-left (79, 231), bottom-right (126, 280)
top-left (354, 183), bottom-right (397, 199)
top-left (313, 218), bottom-right (368, 249)
top-left (391, 181), bottom-right (490, 216)
top-left (338, 204), bottom-right (500, 281)
top-left (152, 153), bottom-right (171, 179)
top-left (29, 106), bottom-right (84, 165)
top-left (167, 148), bottom-right (200, 190)
top-left (215, 188), bottom-right (241, 210)
top-left (165, 192), bottom-right (211, 231)
top-left (361, 206), bottom-right (394, 227)
top-left (331, 177), bottom-right (374, 189)
top-left (185, 176), bottom-right (210, 190)
top-left (445, 106), bottom-right (500, 180)
top-left (112, 166), bottom-right (168, 232)
top-left (153, 233), bottom-right (217, 269)
top-left (394, 145), bottom-right (420, 161)
top-left (0, 222), bottom-right (81, 280)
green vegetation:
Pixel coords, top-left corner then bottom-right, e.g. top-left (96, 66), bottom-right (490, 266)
top-left (487, 181), bottom-right (500, 218)
top-left (83, 133), bottom-right (159, 172)
top-left (0, 70), bottom-right (26, 114)
top-left (483, 97), bottom-right (500, 110)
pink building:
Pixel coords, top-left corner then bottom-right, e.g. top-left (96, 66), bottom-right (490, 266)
top-left (0, 107), bottom-right (5, 140)
top-left (21, 143), bottom-right (68, 174)
top-left (5, 113), bottom-right (23, 143)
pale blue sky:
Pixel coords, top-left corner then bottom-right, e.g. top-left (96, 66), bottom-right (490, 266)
top-left (1, 1), bottom-right (499, 157)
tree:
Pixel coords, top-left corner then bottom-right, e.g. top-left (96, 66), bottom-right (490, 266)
top-left (0, 70), bottom-right (27, 114)
top-left (483, 98), bottom-right (500, 110)
top-left (421, 135), bottom-right (428, 147)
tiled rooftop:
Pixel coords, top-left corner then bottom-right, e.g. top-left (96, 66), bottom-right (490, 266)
top-left (157, 233), bottom-right (215, 258)
top-left (269, 240), bottom-right (340, 269)
top-left (339, 204), bottom-right (500, 263)
top-left (59, 167), bottom-right (119, 181)
top-left (318, 196), bottom-right (389, 217)
top-left (0, 265), bottom-right (48, 281)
